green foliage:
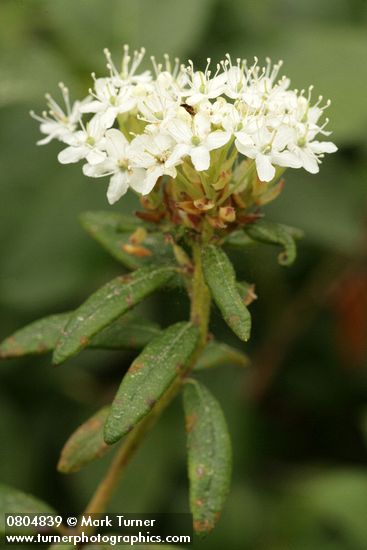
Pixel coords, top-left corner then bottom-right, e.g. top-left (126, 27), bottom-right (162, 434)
top-left (1, 2), bottom-right (367, 548)
top-left (201, 245), bottom-right (251, 341)
top-left (53, 265), bottom-right (176, 364)
top-left (58, 406), bottom-right (111, 474)
top-left (245, 219), bottom-right (298, 266)
top-left (0, 312), bottom-right (161, 359)
top-left (194, 341), bottom-right (250, 371)
top-left (90, 315), bottom-right (161, 350)
top-left (0, 312), bottom-right (70, 359)
top-left (183, 379), bottom-right (232, 536)
top-left (0, 485), bottom-right (55, 534)
top-left (80, 211), bottom-right (174, 269)
top-left (105, 322), bottom-right (199, 444)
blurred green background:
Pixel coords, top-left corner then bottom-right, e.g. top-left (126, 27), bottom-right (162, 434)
top-left (1, 1), bottom-right (367, 549)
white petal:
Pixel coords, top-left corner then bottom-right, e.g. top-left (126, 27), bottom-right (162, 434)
top-left (299, 149), bottom-right (319, 174)
top-left (234, 131), bottom-right (254, 148)
top-left (141, 166), bottom-right (163, 195)
top-left (186, 93), bottom-right (205, 106)
top-left (166, 143), bottom-right (191, 167)
top-left (190, 146), bottom-right (210, 171)
top-left (105, 128), bottom-right (129, 159)
top-left (107, 172), bottom-right (129, 204)
top-left (86, 149), bottom-right (107, 165)
top-left (128, 168), bottom-right (150, 193)
top-left (98, 109), bottom-right (118, 129)
top-left (272, 150), bottom-right (302, 169)
top-left (58, 146), bottom-right (87, 164)
top-left (206, 131), bottom-right (231, 151)
top-left (310, 141), bottom-right (338, 154)
top-left (234, 138), bottom-right (256, 158)
top-left (83, 159), bottom-right (115, 178)
top-left (255, 153), bottom-right (275, 182)
top-left (79, 100), bottom-right (103, 114)
top-left (167, 119), bottom-right (192, 143)
top-left (194, 112), bottom-right (210, 139)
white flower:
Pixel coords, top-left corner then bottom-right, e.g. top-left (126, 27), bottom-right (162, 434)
top-left (235, 125), bottom-right (302, 182)
top-left (80, 78), bottom-right (137, 128)
top-left (167, 112), bottom-right (231, 171)
top-left (58, 115), bottom-right (108, 165)
top-left (288, 130), bottom-right (338, 174)
top-left (32, 48), bottom-right (338, 204)
top-left (104, 46), bottom-right (152, 86)
top-left (129, 132), bottom-right (179, 193)
top-left (83, 129), bottom-right (146, 204)
top-left (30, 83), bottom-right (86, 145)
top-left (183, 60), bottom-right (227, 106)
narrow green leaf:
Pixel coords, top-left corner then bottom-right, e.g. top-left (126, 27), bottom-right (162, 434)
top-left (104, 322), bottom-right (200, 444)
top-left (90, 316), bottom-right (161, 350)
top-left (57, 407), bottom-right (111, 474)
top-left (245, 220), bottom-right (301, 266)
top-left (201, 245), bottom-right (251, 342)
top-left (224, 230), bottom-right (256, 248)
top-left (183, 379), bottom-right (232, 536)
top-left (0, 485), bottom-right (55, 534)
top-left (53, 265), bottom-right (175, 365)
top-left (80, 210), bottom-right (142, 233)
top-left (0, 312), bottom-right (161, 360)
top-left (194, 341), bottom-right (250, 371)
top-left (0, 313), bottom-right (70, 359)
top-left (80, 211), bottom-right (173, 269)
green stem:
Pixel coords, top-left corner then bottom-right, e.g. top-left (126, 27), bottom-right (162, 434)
top-left (189, 240), bottom-right (211, 349)
top-left (80, 241), bottom-right (210, 527)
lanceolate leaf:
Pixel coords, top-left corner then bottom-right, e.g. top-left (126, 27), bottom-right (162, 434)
top-left (194, 341), bottom-right (250, 371)
top-left (224, 230), bottom-right (256, 248)
top-left (0, 313), bottom-right (70, 359)
top-left (80, 211), bottom-right (173, 269)
top-left (90, 317), bottom-right (161, 350)
top-left (183, 379), bottom-right (232, 535)
top-left (104, 322), bottom-right (200, 445)
top-left (58, 407), bottom-right (111, 474)
top-left (0, 312), bottom-right (161, 360)
top-left (53, 265), bottom-right (176, 365)
top-left (245, 219), bottom-right (300, 266)
top-left (201, 245), bottom-right (251, 342)
top-left (0, 485), bottom-right (55, 535)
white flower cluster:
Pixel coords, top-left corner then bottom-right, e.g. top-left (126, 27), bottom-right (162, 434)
top-left (31, 47), bottom-right (337, 205)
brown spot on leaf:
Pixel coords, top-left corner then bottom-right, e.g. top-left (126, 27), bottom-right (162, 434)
top-left (228, 314), bottom-right (240, 325)
top-left (185, 414), bottom-right (197, 433)
top-left (175, 362), bottom-right (184, 373)
top-left (146, 398), bottom-right (157, 409)
top-left (195, 499), bottom-right (204, 507)
top-left (122, 244), bottom-right (152, 258)
top-left (129, 361), bottom-right (144, 374)
top-left (196, 465), bottom-right (205, 478)
top-left (80, 336), bottom-right (90, 347)
top-left (193, 518), bottom-right (215, 534)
